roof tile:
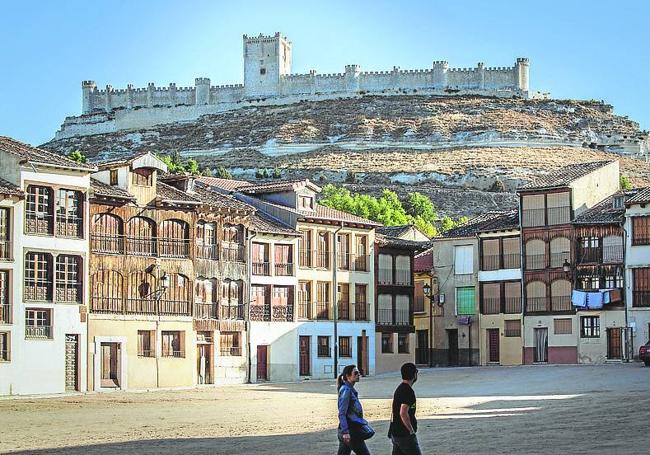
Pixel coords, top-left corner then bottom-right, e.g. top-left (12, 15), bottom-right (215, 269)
top-left (0, 136), bottom-right (96, 171)
top-left (519, 160), bottom-right (614, 191)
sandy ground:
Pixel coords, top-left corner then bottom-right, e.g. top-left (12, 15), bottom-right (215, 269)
top-left (1, 364), bottom-right (649, 454)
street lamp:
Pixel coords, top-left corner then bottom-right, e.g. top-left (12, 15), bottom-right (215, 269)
top-left (562, 259), bottom-right (571, 274)
top-left (422, 280), bottom-right (441, 368)
top-left (160, 273), bottom-right (170, 290)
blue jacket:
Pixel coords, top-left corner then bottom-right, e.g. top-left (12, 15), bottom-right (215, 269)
top-left (338, 382), bottom-right (368, 434)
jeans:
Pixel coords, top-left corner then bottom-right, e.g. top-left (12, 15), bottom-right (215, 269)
top-left (337, 436), bottom-right (372, 455)
top-left (391, 434), bottom-right (423, 455)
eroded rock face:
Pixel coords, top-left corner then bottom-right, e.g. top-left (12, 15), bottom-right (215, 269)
top-left (42, 95), bottom-right (650, 218)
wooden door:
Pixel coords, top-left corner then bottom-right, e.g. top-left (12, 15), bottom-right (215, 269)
top-left (257, 345), bottom-right (269, 381)
top-left (447, 329), bottom-right (459, 366)
top-left (607, 328), bottom-right (622, 360)
top-left (356, 335), bottom-right (368, 376)
top-left (101, 342), bottom-right (120, 388)
top-left (64, 334), bottom-right (78, 391)
top-left (197, 344), bottom-right (213, 384)
top-left (416, 330), bottom-right (429, 365)
top-left (488, 329), bottom-right (500, 363)
top-left (299, 336), bottom-right (310, 376)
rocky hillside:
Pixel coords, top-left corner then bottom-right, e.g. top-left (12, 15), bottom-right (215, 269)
top-left (43, 95), bottom-right (650, 218)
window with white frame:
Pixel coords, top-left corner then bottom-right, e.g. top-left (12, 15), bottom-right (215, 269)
top-left (454, 245), bottom-right (473, 276)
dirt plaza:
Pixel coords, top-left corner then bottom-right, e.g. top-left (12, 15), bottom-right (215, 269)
top-left (1, 364), bottom-right (648, 454)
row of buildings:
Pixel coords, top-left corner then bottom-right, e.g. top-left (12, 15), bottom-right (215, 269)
top-left (0, 136), bottom-right (424, 395)
top-left (413, 160), bottom-right (650, 367)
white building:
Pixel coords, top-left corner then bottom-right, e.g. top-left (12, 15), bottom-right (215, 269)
top-left (0, 136), bottom-right (95, 395)
top-left (624, 187), bottom-right (650, 358)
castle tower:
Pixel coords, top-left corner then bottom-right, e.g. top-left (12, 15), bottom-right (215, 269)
top-left (243, 32), bottom-right (292, 98)
top-left (515, 58), bottom-right (529, 92)
top-left (195, 78), bottom-right (211, 105)
top-left (345, 64), bottom-right (361, 93)
top-left (81, 80), bottom-right (96, 114)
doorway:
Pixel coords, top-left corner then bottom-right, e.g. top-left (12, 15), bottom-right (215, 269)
top-left (534, 328), bottom-right (548, 363)
top-left (416, 330), bottom-right (429, 365)
top-left (357, 332), bottom-right (369, 376)
top-left (65, 334), bottom-right (79, 391)
top-left (447, 329), bottom-right (459, 366)
top-left (607, 328), bottom-right (622, 360)
top-left (257, 345), bottom-right (269, 381)
top-left (197, 344), bottom-right (213, 384)
top-left (101, 342), bottom-right (120, 388)
top-left (299, 336), bottom-right (310, 376)
top-left (487, 329), bottom-right (500, 364)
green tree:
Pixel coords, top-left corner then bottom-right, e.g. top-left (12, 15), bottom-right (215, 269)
top-left (216, 166), bottom-right (233, 179)
top-left (405, 192), bottom-right (438, 223)
top-left (620, 175), bottom-right (632, 190)
top-left (186, 159), bottom-right (201, 176)
top-left (67, 150), bottom-right (87, 164)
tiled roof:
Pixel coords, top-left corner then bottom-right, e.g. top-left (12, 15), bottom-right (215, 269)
top-left (519, 160), bottom-right (614, 191)
top-left (442, 210), bottom-right (518, 238)
top-left (414, 250), bottom-right (433, 273)
top-left (196, 176), bottom-right (252, 191)
top-left (240, 179), bottom-right (321, 194)
top-left (300, 204), bottom-right (381, 227)
top-left (376, 225), bottom-right (414, 238)
top-left (0, 136), bottom-right (96, 171)
top-left (90, 178), bottom-right (135, 201)
top-left (91, 151), bottom-right (151, 169)
top-left (0, 178), bottom-right (23, 197)
top-left (573, 191), bottom-right (629, 225)
top-left (626, 187), bottom-right (650, 206)
top-left (251, 212), bottom-right (300, 236)
top-left (156, 181), bottom-right (201, 205)
top-left (376, 233), bottom-right (428, 250)
top-left (192, 183), bottom-right (254, 212)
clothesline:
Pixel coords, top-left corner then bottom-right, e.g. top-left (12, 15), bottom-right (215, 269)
top-left (571, 289), bottom-right (622, 310)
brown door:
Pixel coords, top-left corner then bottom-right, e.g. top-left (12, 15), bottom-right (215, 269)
top-left (257, 345), bottom-right (269, 381)
top-left (447, 329), bottom-right (459, 366)
top-left (356, 334), bottom-right (368, 376)
top-left (607, 328), bottom-right (622, 360)
top-left (101, 342), bottom-right (120, 388)
top-left (488, 329), bottom-right (500, 363)
top-left (65, 334), bottom-right (79, 391)
top-left (197, 344), bottom-right (213, 384)
top-left (299, 336), bottom-right (311, 376)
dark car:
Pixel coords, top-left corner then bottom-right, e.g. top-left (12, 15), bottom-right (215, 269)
top-left (640, 341), bottom-right (650, 366)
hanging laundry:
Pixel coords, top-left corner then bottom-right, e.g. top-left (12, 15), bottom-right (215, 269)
top-left (609, 288), bottom-right (623, 303)
top-left (572, 290), bottom-right (588, 308)
top-left (586, 292), bottom-right (604, 310)
top-left (600, 290), bottom-right (611, 304)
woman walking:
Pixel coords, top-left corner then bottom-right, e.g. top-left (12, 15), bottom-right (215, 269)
top-left (337, 364), bottom-right (374, 455)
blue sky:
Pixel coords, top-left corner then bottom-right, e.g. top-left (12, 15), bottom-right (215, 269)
top-left (1, 0), bottom-right (648, 146)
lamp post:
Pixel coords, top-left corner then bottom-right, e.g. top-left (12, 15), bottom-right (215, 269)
top-left (423, 281), bottom-right (435, 368)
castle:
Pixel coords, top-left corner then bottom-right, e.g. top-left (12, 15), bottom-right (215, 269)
top-left (57, 33), bottom-right (531, 138)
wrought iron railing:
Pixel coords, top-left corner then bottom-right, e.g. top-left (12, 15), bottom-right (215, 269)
top-left (526, 297), bottom-right (548, 313)
top-left (526, 254), bottom-right (546, 270)
top-left (551, 296), bottom-right (571, 312)
top-left (221, 244), bottom-right (245, 262)
top-left (126, 236), bottom-right (157, 257)
top-left (602, 246), bottom-right (624, 263)
top-left (161, 349), bottom-right (185, 358)
top-left (377, 308), bottom-right (393, 325)
top-left (25, 325), bottom-right (52, 339)
top-left (272, 304), bottom-right (294, 322)
top-left (521, 208), bottom-right (545, 227)
top-left (316, 301), bottom-right (330, 320)
top-left (24, 282), bottom-right (52, 302)
top-left (550, 253), bottom-right (569, 269)
top-left (299, 249), bottom-right (313, 268)
top-left (354, 303), bottom-right (369, 321)
top-left (337, 301), bottom-right (350, 320)
top-left (252, 261), bottom-right (270, 276)
top-left (220, 303), bottom-right (244, 320)
top-left (504, 296), bottom-right (522, 314)
top-left (250, 304), bottom-right (271, 321)
top-left (90, 234), bottom-right (125, 254)
top-left (482, 297), bottom-right (501, 314)
top-left (274, 262), bottom-right (294, 276)
top-left (194, 303), bottom-right (218, 319)
top-left (315, 250), bottom-right (330, 269)
top-left (378, 268), bottom-right (393, 285)
top-left (195, 243), bottom-right (219, 260)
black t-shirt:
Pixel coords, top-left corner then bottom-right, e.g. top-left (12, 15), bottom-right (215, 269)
top-left (391, 382), bottom-right (417, 436)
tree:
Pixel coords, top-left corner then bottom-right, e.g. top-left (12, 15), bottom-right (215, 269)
top-left (620, 175), bottom-right (632, 190)
top-left (67, 150), bottom-right (86, 164)
top-left (216, 166), bottom-right (233, 179)
top-left (186, 159), bottom-right (200, 176)
top-left (405, 192), bottom-right (438, 224)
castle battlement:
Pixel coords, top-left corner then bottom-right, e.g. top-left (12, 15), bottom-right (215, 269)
top-left (65, 32), bottom-right (531, 138)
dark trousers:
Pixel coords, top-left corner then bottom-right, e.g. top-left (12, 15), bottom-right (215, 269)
top-left (337, 437), bottom-right (371, 455)
top-left (391, 434), bottom-right (423, 455)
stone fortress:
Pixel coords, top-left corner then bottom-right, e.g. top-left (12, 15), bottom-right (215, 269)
top-left (56, 32), bottom-right (532, 139)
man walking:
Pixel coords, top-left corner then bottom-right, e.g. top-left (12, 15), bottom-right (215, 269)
top-left (389, 363), bottom-right (422, 455)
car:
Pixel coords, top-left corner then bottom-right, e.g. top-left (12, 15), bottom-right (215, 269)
top-left (640, 341), bottom-right (650, 366)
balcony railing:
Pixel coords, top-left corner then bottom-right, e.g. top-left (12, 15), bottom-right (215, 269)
top-left (24, 283), bottom-right (52, 302)
top-left (196, 244), bottom-right (219, 260)
top-left (337, 253), bottom-right (351, 271)
top-left (25, 325), bottom-right (52, 339)
top-left (578, 248), bottom-right (600, 264)
top-left (551, 296), bottom-right (571, 312)
top-left (125, 299), bottom-right (190, 316)
top-left (298, 301), bottom-right (312, 320)
top-left (299, 249), bottom-right (313, 268)
top-left (547, 206), bottom-right (571, 225)
top-left (1, 303), bottom-right (11, 323)
top-left (159, 238), bottom-right (190, 258)
top-left (353, 254), bottom-right (370, 272)
top-left (272, 304), bottom-right (294, 322)
top-left (633, 291), bottom-right (650, 308)
top-left (550, 252), bottom-right (570, 269)
top-left (274, 262), bottom-right (294, 276)
top-left (91, 297), bottom-right (123, 314)
top-left (220, 304), bottom-right (244, 320)
top-left (377, 308), bottom-right (393, 325)
top-left (315, 251), bottom-right (330, 269)
top-left (25, 212), bottom-right (53, 235)
top-left (602, 246), bottom-right (624, 264)
top-left (482, 297), bottom-right (501, 314)
top-left (221, 244), bottom-right (245, 262)
top-left (503, 253), bottom-right (521, 269)
top-left (337, 301), bottom-right (350, 320)
top-left (252, 261), bottom-right (270, 276)
top-left (126, 236), bottom-right (157, 257)
top-left (90, 234), bottom-right (124, 254)
top-left (526, 297), bottom-right (549, 313)
top-left (354, 303), bottom-right (369, 321)
top-left (522, 208), bottom-right (545, 228)
top-left (161, 350), bottom-right (185, 358)
top-left (250, 304), bottom-right (271, 321)
top-left (378, 269), bottom-right (393, 285)
top-left (194, 303), bottom-right (218, 319)
top-left (55, 215), bottom-right (83, 238)
top-left (395, 270), bottom-right (411, 286)
top-left (504, 296), bottom-right (522, 314)
top-left (316, 301), bottom-right (330, 320)
top-left (220, 346), bottom-right (242, 356)
top-left (526, 254), bottom-right (546, 270)
top-left (482, 254), bottom-right (500, 271)
top-left (0, 240), bottom-right (12, 260)
top-left (56, 284), bottom-right (82, 303)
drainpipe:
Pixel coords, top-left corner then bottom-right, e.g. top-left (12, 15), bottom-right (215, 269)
top-left (333, 221), bottom-right (344, 379)
top-left (429, 274), bottom-right (434, 368)
top-left (246, 229), bottom-right (257, 383)
top-left (622, 223), bottom-right (630, 362)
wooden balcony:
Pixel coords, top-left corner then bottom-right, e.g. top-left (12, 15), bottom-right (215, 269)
top-left (25, 212), bottom-right (53, 235)
top-left (55, 215), bottom-right (83, 238)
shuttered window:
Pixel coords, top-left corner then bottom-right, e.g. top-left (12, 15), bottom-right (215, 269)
top-left (632, 216), bottom-right (650, 246)
top-left (554, 318), bottom-right (572, 335)
top-left (454, 245), bottom-right (473, 275)
top-left (456, 286), bottom-right (475, 315)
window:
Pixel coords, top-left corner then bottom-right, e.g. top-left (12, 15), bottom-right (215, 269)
top-left (131, 168), bottom-right (153, 186)
top-left (481, 283), bottom-right (501, 314)
top-left (456, 287), bottom-right (475, 315)
top-left (260, 68), bottom-right (266, 75)
top-left (316, 281), bottom-right (330, 320)
top-left (195, 221), bottom-right (217, 259)
top-left (502, 237), bottom-right (521, 269)
top-left (414, 281), bottom-right (425, 313)
top-left (0, 208), bottom-right (10, 260)
top-left (0, 332), bottom-right (9, 361)
top-left (337, 233), bottom-right (351, 270)
top-left (581, 316), bottom-right (600, 338)
top-left (525, 239), bottom-right (546, 270)
top-left (272, 286), bottom-right (292, 321)
top-left (222, 224), bottom-right (244, 262)
top-left (220, 332), bottom-right (241, 356)
top-left (550, 279), bottom-right (571, 312)
top-left (602, 235), bottom-right (623, 263)
top-left (298, 281), bottom-right (312, 319)
top-left (91, 269), bottom-right (124, 313)
top-left (604, 267), bottom-right (624, 289)
top-left (395, 255), bottom-right (411, 285)
top-left (91, 213), bottom-right (124, 254)
top-left (221, 280), bottom-right (243, 319)
top-left (549, 237), bottom-right (570, 268)
top-left (161, 331), bottom-right (184, 357)
top-left (481, 239), bottom-right (500, 271)
top-left (317, 336), bottom-right (331, 357)
top-left (55, 189), bottom-right (83, 238)
top-left (377, 294), bottom-right (392, 325)
top-left (159, 219), bottom-right (190, 258)
top-left (126, 216), bottom-right (156, 256)
top-left (298, 195), bottom-right (313, 210)
top-left (56, 255), bottom-right (82, 303)
top-left (355, 284), bottom-right (368, 320)
top-left (25, 185), bottom-right (53, 235)
top-left (522, 194), bottom-right (545, 227)
top-left (137, 330), bottom-right (155, 357)
top-left (339, 336), bottom-right (352, 357)
top-left (354, 235), bottom-right (368, 271)
top-left (632, 216), bottom-right (650, 246)
top-left (274, 244), bottom-right (293, 276)
top-left (378, 253), bottom-right (393, 284)
top-left (25, 308), bottom-right (52, 339)
top-left (546, 192), bottom-right (570, 225)
top-left (526, 281), bottom-right (547, 312)
top-left (110, 169), bottom-right (118, 185)
top-left (337, 283), bottom-right (350, 320)
top-left (395, 295), bottom-right (410, 325)
top-left (504, 281), bottom-right (522, 313)
top-left (252, 242), bottom-right (270, 275)
top-left (299, 230), bottom-right (312, 267)
top-left (316, 232), bottom-right (330, 268)
top-left (454, 245), bottom-right (473, 275)
top-left (504, 320), bottom-right (521, 337)
top-left (0, 271), bottom-right (10, 324)
top-left (398, 333), bottom-right (409, 353)
top-left (633, 268), bottom-right (650, 308)
top-left (24, 252), bottom-right (53, 302)
top-left (554, 318), bottom-right (572, 335)
top-left (381, 333), bottom-right (393, 353)
top-left (579, 236), bottom-right (600, 263)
